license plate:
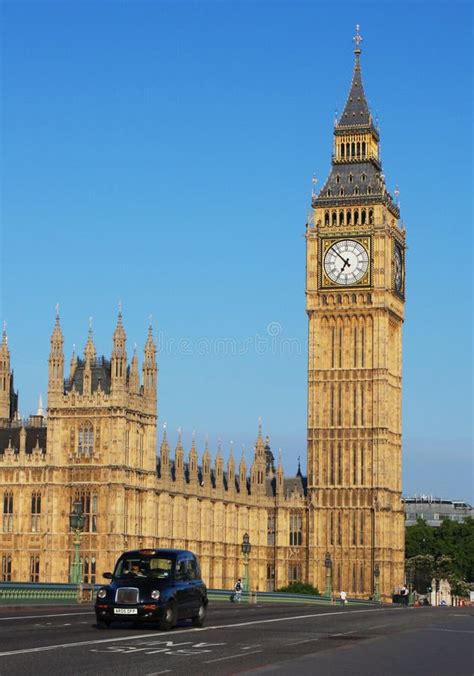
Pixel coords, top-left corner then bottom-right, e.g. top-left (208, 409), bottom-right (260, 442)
top-left (114, 608), bottom-right (138, 615)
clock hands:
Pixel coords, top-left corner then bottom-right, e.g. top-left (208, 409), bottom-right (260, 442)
top-left (331, 247), bottom-right (351, 271)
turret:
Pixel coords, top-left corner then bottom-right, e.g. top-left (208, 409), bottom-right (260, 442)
top-left (202, 439), bottom-right (211, 486)
top-left (188, 432), bottom-right (198, 485)
top-left (227, 442), bottom-right (236, 493)
top-left (239, 448), bottom-right (247, 494)
top-left (83, 321), bottom-right (96, 397)
top-left (48, 308), bottom-right (64, 400)
top-left (174, 428), bottom-right (185, 483)
top-left (69, 345), bottom-right (77, 381)
top-left (129, 346), bottom-right (140, 394)
top-left (250, 420), bottom-right (266, 494)
top-left (142, 322), bottom-right (157, 401)
top-left (111, 309), bottom-right (127, 392)
top-left (276, 449), bottom-right (284, 495)
top-left (215, 442), bottom-right (224, 488)
top-left (0, 323), bottom-right (13, 422)
top-left (159, 424), bottom-right (170, 480)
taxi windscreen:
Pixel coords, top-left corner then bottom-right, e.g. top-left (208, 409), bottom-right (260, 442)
top-left (114, 555), bottom-right (175, 579)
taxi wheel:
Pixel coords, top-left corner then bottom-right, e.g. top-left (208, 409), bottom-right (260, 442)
top-left (159, 601), bottom-right (177, 631)
top-left (96, 619), bottom-right (112, 629)
top-left (191, 602), bottom-right (206, 628)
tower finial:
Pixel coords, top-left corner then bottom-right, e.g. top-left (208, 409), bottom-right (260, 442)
top-left (118, 299), bottom-right (122, 316)
top-left (258, 416), bottom-right (262, 437)
top-left (2, 320), bottom-right (7, 344)
top-left (353, 24), bottom-right (363, 50)
top-left (353, 24), bottom-right (363, 65)
top-left (88, 316), bottom-right (93, 334)
top-left (55, 303), bottom-right (60, 321)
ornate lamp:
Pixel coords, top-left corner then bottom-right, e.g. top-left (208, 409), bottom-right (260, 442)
top-left (241, 533), bottom-right (251, 601)
top-left (374, 562), bottom-right (381, 603)
top-left (324, 551), bottom-right (333, 597)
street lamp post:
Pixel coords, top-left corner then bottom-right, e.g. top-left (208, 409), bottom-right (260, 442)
top-left (374, 563), bottom-right (381, 603)
top-left (69, 500), bottom-right (85, 584)
top-left (324, 552), bottom-right (333, 598)
top-left (241, 532), bottom-right (251, 602)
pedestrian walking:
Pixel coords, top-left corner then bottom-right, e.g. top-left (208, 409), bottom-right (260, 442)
top-left (339, 590), bottom-right (347, 606)
top-left (233, 578), bottom-right (243, 603)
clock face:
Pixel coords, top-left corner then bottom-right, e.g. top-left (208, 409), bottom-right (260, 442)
top-left (394, 244), bottom-right (403, 292)
top-left (324, 239), bottom-right (369, 286)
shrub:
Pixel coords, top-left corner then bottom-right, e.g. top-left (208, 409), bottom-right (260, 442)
top-left (276, 581), bottom-right (320, 595)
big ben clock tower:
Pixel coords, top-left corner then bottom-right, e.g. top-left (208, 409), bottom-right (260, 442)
top-left (306, 27), bottom-right (406, 599)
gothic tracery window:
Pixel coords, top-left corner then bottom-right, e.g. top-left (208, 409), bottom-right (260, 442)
top-left (267, 512), bottom-right (276, 546)
top-left (31, 491), bottom-right (41, 532)
top-left (78, 423), bottom-right (94, 456)
top-left (2, 492), bottom-right (13, 533)
top-left (289, 511), bottom-right (303, 546)
top-left (1, 555), bottom-right (12, 581)
top-left (29, 555), bottom-right (40, 582)
top-left (288, 563), bottom-right (302, 583)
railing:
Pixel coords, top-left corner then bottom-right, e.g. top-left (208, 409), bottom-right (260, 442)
top-left (0, 582), bottom-right (89, 604)
top-left (0, 582), bottom-right (380, 606)
top-left (208, 589), bottom-right (378, 606)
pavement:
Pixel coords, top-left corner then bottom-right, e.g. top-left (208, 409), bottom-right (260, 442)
top-left (0, 602), bottom-right (472, 675)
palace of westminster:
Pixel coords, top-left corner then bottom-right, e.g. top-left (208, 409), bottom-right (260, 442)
top-left (0, 30), bottom-right (406, 600)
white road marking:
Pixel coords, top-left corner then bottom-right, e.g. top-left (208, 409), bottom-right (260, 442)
top-left (0, 611), bottom-right (92, 622)
top-left (145, 671), bottom-right (171, 675)
top-left (424, 628), bottom-right (474, 634)
top-left (0, 608), bottom-right (386, 658)
top-left (365, 623), bottom-right (391, 630)
top-left (287, 637), bottom-right (320, 645)
top-left (204, 650), bottom-right (262, 664)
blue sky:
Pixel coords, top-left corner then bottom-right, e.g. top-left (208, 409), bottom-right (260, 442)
top-left (1, 1), bottom-right (472, 502)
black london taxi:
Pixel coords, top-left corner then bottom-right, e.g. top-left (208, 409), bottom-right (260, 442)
top-left (95, 548), bottom-right (208, 630)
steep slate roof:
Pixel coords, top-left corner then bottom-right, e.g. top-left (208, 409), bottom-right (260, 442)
top-left (265, 471), bottom-right (307, 498)
top-left (64, 357), bottom-right (112, 394)
top-left (0, 425), bottom-right (47, 454)
top-left (336, 51), bottom-right (375, 132)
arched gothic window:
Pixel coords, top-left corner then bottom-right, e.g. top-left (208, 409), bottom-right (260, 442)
top-left (31, 492), bottom-right (41, 532)
top-left (2, 492), bottom-right (13, 533)
top-left (78, 423), bottom-right (94, 455)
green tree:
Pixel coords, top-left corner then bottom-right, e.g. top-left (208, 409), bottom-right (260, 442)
top-left (434, 517), bottom-right (474, 581)
top-left (405, 517), bottom-right (474, 589)
top-left (405, 518), bottom-right (436, 559)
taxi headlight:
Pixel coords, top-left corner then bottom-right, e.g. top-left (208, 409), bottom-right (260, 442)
top-left (97, 588), bottom-right (107, 599)
top-left (150, 590), bottom-right (160, 600)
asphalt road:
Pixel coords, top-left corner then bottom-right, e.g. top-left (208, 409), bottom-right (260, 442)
top-left (0, 602), bottom-right (472, 676)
